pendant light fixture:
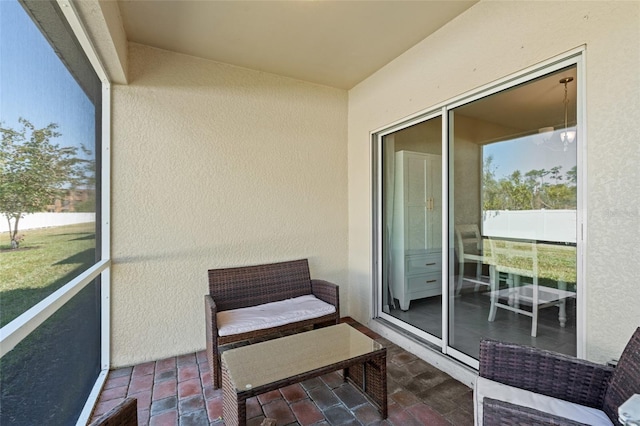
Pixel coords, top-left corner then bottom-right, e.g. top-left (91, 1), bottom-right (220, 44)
top-left (559, 77), bottom-right (576, 151)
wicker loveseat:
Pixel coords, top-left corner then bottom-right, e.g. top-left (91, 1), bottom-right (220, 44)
top-left (205, 259), bottom-right (340, 388)
top-left (475, 327), bottom-right (640, 425)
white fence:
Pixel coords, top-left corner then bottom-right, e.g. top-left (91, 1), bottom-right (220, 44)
top-left (0, 213), bottom-right (95, 233)
top-left (2, 210), bottom-right (574, 243)
top-left (483, 209), bottom-right (576, 243)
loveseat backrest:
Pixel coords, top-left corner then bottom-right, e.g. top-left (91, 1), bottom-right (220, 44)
top-left (602, 327), bottom-right (640, 422)
top-left (207, 259), bottom-right (312, 312)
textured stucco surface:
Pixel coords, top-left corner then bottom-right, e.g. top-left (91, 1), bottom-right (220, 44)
top-left (348, 1), bottom-right (640, 362)
top-left (111, 44), bottom-right (348, 366)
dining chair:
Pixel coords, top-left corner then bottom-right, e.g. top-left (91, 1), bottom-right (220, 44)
top-left (487, 238), bottom-right (574, 337)
top-left (455, 224), bottom-right (489, 294)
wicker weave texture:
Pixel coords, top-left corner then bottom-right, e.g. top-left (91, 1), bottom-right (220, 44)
top-left (479, 328), bottom-right (640, 424)
top-left (311, 279), bottom-right (340, 307)
top-left (204, 295), bottom-right (219, 389)
top-left (206, 259), bottom-right (340, 389)
top-left (344, 353), bottom-right (388, 418)
top-left (483, 398), bottom-right (589, 426)
top-left (479, 339), bottom-right (613, 408)
top-left (208, 259), bottom-right (312, 312)
top-left (89, 398), bottom-right (138, 426)
top-left (222, 362), bottom-right (243, 426)
top-left (602, 327), bottom-right (640, 421)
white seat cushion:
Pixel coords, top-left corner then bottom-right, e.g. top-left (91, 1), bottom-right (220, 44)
top-left (217, 294), bottom-right (336, 337)
top-left (474, 376), bottom-right (614, 426)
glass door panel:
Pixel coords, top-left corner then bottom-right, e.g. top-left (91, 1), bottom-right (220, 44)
top-left (381, 116), bottom-right (443, 338)
top-left (448, 66), bottom-right (578, 359)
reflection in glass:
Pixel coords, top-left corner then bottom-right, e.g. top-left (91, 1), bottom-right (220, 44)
top-left (382, 117), bottom-right (443, 338)
top-left (449, 66), bottom-right (578, 359)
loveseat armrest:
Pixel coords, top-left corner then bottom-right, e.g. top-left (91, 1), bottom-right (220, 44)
top-left (204, 295), bottom-right (220, 387)
top-left (479, 339), bottom-right (614, 408)
top-left (311, 279), bottom-right (340, 319)
top-left (204, 294), bottom-right (218, 337)
top-left (483, 398), bottom-right (590, 426)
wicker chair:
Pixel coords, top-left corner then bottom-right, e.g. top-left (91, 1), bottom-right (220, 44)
top-left (475, 327), bottom-right (640, 425)
top-left (205, 259), bottom-right (340, 389)
top-left (89, 398), bottom-right (137, 426)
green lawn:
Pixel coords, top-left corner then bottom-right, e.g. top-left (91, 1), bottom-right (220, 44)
top-left (484, 239), bottom-right (577, 284)
top-left (0, 223), bottom-right (96, 328)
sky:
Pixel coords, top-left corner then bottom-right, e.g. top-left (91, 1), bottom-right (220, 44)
top-left (0, 0), bottom-right (95, 158)
top-left (484, 131), bottom-right (577, 182)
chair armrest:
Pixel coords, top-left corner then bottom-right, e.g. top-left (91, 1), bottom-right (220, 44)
top-left (483, 398), bottom-right (589, 426)
top-left (479, 339), bottom-right (614, 408)
top-left (311, 279), bottom-right (340, 314)
top-left (204, 294), bottom-right (221, 387)
top-left (204, 295), bottom-right (218, 338)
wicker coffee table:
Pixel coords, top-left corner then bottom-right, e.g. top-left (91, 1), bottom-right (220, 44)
top-left (221, 323), bottom-right (387, 426)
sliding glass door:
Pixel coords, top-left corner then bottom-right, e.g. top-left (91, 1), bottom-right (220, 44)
top-left (379, 115), bottom-right (443, 343)
top-left (375, 55), bottom-right (582, 366)
top-left (448, 65), bottom-right (578, 360)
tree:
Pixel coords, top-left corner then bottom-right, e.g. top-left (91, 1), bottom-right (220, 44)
top-left (505, 170), bottom-right (534, 210)
top-left (482, 158), bottom-right (576, 212)
top-left (482, 155), bottom-right (502, 210)
top-left (0, 118), bottom-right (90, 248)
top-left (566, 166), bottom-right (577, 185)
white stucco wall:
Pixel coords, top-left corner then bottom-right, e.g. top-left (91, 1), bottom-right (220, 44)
top-left (111, 44), bottom-right (348, 366)
top-left (348, 1), bottom-right (640, 363)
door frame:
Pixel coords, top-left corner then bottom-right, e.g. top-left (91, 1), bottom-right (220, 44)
top-left (371, 46), bottom-right (586, 368)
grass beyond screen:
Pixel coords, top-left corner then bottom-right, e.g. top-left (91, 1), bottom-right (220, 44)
top-left (0, 222), bottom-right (95, 327)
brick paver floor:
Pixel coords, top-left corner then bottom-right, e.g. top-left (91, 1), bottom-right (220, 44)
top-left (89, 319), bottom-right (474, 425)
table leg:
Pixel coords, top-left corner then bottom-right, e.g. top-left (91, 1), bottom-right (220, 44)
top-left (222, 364), bottom-right (243, 426)
top-left (378, 355), bottom-right (388, 419)
top-left (364, 355), bottom-right (387, 419)
top-left (511, 274), bottom-right (520, 310)
top-left (344, 355), bottom-right (387, 419)
top-left (488, 265), bottom-right (498, 322)
top-left (558, 280), bottom-right (567, 327)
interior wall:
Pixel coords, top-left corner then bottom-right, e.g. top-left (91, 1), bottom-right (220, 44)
top-left (348, 1), bottom-right (640, 362)
top-left (452, 134), bottom-right (480, 228)
top-left (452, 114), bottom-right (521, 228)
top-left (394, 119), bottom-right (442, 155)
top-left (110, 43), bottom-right (348, 366)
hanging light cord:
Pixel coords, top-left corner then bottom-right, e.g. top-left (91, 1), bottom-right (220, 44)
top-left (563, 79), bottom-right (570, 131)
top-left (559, 76), bottom-right (575, 150)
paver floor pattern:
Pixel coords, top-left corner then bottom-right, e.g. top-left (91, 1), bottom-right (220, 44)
top-left (89, 320), bottom-right (474, 425)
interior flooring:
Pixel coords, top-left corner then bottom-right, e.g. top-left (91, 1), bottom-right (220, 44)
top-left (389, 280), bottom-right (577, 359)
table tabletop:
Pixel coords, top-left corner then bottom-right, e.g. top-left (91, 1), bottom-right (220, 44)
top-left (221, 324), bottom-right (384, 392)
